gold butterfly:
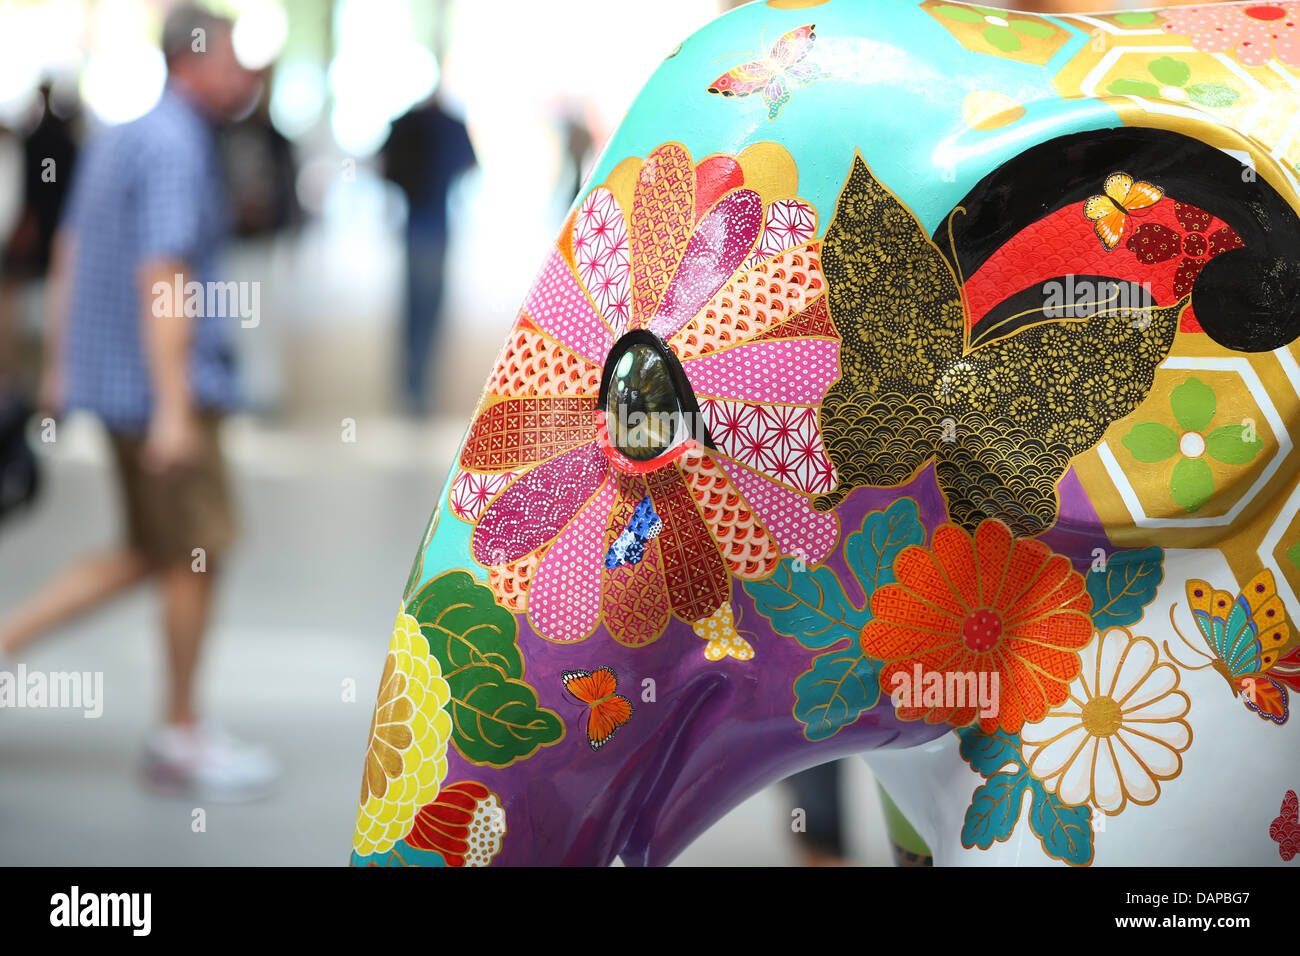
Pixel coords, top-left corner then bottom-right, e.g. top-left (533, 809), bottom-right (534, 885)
top-left (1084, 172), bottom-right (1163, 250)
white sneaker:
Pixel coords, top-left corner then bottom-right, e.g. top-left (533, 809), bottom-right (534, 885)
top-left (145, 724), bottom-right (279, 802)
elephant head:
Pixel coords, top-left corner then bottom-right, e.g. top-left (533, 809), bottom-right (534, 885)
top-left (352, 0), bottom-right (1300, 867)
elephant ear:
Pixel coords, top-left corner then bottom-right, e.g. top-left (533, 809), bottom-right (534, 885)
top-left (817, 127), bottom-right (1300, 537)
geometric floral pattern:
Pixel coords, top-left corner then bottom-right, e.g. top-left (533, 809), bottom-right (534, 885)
top-left (573, 188), bottom-right (631, 334)
top-left (699, 399), bottom-right (836, 494)
top-left (747, 198), bottom-right (818, 267)
top-left (453, 141), bottom-right (843, 645)
top-left (450, 470), bottom-right (520, 523)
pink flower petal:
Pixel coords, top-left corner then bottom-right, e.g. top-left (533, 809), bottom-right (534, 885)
top-left (716, 457), bottom-right (839, 563)
top-left (450, 469), bottom-right (520, 522)
top-left (647, 189), bottom-right (763, 341)
top-left (523, 248), bottom-right (613, 365)
top-left (745, 198), bottom-right (817, 267)
top-left (699, 399), bottom-right (837, 494)
top-left (528, 478), bottom-right (617, 643)
top-left (572, 188), bottom-right (630, 338)
top-left (472, 442), bottom-right (608, 565)
top-left (683, 337), bottom-right (840, 405)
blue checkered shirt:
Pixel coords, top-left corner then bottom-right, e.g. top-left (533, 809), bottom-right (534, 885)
top-left (61, 85), bottom-right (240, 433)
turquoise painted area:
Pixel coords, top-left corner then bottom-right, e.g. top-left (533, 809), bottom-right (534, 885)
top-left (584, 0), bottom-right (1122, 234)
top-left (407, 444), bottom-right (473, 601)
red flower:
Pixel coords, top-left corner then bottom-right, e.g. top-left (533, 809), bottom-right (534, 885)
top-left (1126, 201), bottom-right (1244, 298)
top-left (860, 519), bottom-right (1094, 734)
top-left (406, 781), bottom-right (505, 867)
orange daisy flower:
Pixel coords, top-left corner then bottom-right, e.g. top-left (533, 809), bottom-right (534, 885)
top-left (861, 518), bottom-right (1094, 734)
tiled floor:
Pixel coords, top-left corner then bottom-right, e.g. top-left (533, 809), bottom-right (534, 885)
top-left (0, 415), bottom-right (891, 866)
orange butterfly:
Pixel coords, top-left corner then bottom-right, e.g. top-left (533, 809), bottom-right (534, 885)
top-left (1083, 172), bottom-right (1163, 250)
top-left (561, 667), bottom-right (633, 750)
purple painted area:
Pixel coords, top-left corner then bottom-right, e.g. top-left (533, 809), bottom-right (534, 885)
top-left (456, 466), bottom-right (954, 866)
top-left (1040, 467), bottom-right (1116, 573)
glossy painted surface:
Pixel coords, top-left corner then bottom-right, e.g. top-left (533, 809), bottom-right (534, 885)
top-left (352, 0), bottom-right (1300, 867)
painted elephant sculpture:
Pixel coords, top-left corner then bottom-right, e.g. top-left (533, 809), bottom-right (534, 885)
top-left (351, 0), bottom-right (1300, 867)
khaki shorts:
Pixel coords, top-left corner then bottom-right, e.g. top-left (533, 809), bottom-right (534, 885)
top-left (108, 415), bottom-right (236, 565)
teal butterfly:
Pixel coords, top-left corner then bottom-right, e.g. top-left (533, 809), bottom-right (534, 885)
top-left (1169, 569), bottom-right (1300, 725)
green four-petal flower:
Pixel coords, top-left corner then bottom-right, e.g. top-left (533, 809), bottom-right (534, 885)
top-left (1108, 56), bottom-right (1240, 109)
top-left (935, 4), bottom-right (1054, 52)
top-left (1121, 377), bottom-right (1263, 514)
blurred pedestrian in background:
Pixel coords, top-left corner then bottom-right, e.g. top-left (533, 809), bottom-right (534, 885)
top-left (382, 93), bottom-right (476, 414)
top-left (0, 4), bottom-right (278, 801)
top-left (220, 76), bottom-right (300, 415)
top-left (0, 80), bottom-right (79, 381)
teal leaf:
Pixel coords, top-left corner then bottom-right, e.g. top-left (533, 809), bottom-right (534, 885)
top-left (745, 559), bottom-right (868, 649)
top-left (351, 840), bottom-right (447, 867)
top-left (1170, 376), bottom-right (1216, 432)
top-left (1087, 546), bottom-right (1164, 629)
top-left (984, 24), bottom-right (1021, 51)
top-left (957, 727), bottom-right (1095, 864)
top-left (1171, 456), bottom-right (1214, 513)
top-left (1107, 79), bottom-right (1161, 98)
top-left (793, 646), bottom-right (881, 741)
top-left (1122, 422), bottom-right (1179, 463)
top-left (1186, 82), bottom-right (1240, 108)
top-left (1147, 56), bottom-right (1190, 88)
top-left (1027, 780), bottom-right (1095, 865)
top-left (962, 772), bottom-right (1029, 849)
top-left (1206, 423), bottom-right (1263, 464)
top-left (957, 726), bottom-right (1023, 775)
top-left (843, 497), bottom-right (926, 601)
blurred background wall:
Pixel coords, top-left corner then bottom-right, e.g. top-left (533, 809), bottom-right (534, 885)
top-left (0, 0), bottom-right (1208, 867)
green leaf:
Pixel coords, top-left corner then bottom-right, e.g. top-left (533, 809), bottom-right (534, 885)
top-left (1107, 78), bottom-right (1161, 98)
top-left (1122, 422), bottom-right (1179, 462)
top-left (405, 570), bottom-right (563, 766)
top-left (1148, 56), bottom-right (1190, 88)
top-left (407, 569), bottom-right (524, 679)
top-left (1170, 376), bottom-right (1216, 432)
top-left (961, 772), bottom-right (1029, 849)
top-left (793, 646), bottom-right (881, 741)
top-left (1205, 423), bottom-right (1263, 464)
top-left (843, 497), bottom-right (926, 600)
top-left (445, 664), bottom-right (564, 767)
top-left (983, 24), bottom-right (1021, 51)
top-left (744, 559), bottom-right (868, 649)
top-left (1009, 18), bottom-right (1054, 39)
top-left (936, 3), bottom-right (984, 22)
top-left (1027, 779), bottom-right (1095, 865)
top-left (1186, 82), bottom-right (1240, 108)
top-left (1115, 11), bottom-right (1156, 24)
top-left (1087, 546), bottom-right (1165, 629)
top-left (1171, 456), bottom-right (1214, 513)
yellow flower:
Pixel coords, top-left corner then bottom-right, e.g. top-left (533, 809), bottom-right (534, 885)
top-left (1022, 628), bottom-right (1191, 815)
top-left (353, 612), bottom-right (453, 855)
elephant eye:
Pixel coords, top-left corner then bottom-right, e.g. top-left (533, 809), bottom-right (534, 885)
top-left (599, 332), bottom-right (706, 465)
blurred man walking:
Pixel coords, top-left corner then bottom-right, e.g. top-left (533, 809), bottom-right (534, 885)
top-left (0, 6), bottom-right (277, 801)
